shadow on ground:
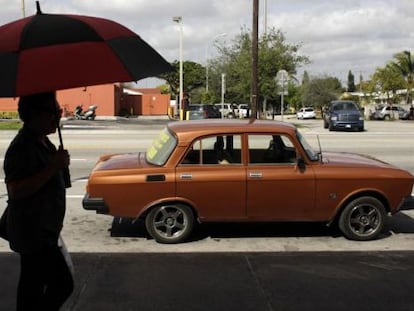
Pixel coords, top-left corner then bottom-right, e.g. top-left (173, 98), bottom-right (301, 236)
top-left (109, 213), bottom-right (414, 242)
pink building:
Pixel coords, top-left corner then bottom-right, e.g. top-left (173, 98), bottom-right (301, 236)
top-left (0, 84), bottom-right (171, 117)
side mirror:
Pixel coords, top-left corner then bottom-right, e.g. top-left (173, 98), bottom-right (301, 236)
top-left (296, 157), bottom-right (306, 171)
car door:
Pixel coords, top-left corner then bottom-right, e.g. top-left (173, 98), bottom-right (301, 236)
top-left (246, 134), bottom-right (316, 220)
top-left (176, 134), bottom-right (246, 220)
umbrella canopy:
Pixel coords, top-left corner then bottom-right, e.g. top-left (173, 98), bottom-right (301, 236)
top-left (0, 2), bottom-right (171, 97)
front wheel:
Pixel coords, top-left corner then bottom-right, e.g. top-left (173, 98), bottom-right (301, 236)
top-left (145, 204), bottom-right (194, 244)
top-left (338, 196), bottom-right (386, 241)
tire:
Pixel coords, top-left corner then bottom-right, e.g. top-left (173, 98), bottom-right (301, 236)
top-left (145, 204), bottom-right (194, 244)
top-left (338, 196), bottom-right (386, 241)
top-left (323, 120), bottom-right (328, 129)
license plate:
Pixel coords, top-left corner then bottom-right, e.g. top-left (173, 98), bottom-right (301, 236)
top-left (346, 124), bottom-right (351, 128)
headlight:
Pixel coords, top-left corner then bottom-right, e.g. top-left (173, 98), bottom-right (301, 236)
top-left (330, 115), bottom-right (338, 121)
top-left (359, 116), bottom-right (364, 121)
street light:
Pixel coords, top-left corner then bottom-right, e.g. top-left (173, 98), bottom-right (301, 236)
top-left (173, 16), bottom-right (183, 119)
top-left (205, 33), bottom-right (226, 93)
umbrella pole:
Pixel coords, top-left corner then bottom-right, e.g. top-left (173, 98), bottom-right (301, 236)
top-left (57, 117), bottom-right (72, 188)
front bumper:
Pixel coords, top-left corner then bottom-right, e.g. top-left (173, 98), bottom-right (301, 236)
top-left (398, 196), bottom-right (414, 211)
top-left (82, 194), bottom-right (109, 214)
top-left (332, 121), bottom-right (364, 130)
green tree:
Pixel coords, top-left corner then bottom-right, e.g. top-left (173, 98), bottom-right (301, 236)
top-left (371, 64), bottom-right (405, 104)
top-left (347, 70), bottom-right (356, 92)
top-left (301, 75), bottom-right (343, 111)
top-left (390, 50), bottom-right (414, 104)
top-left (210, 27), bottom-right (309, 113)
top-left (158, 60), bottom-right (206, 102)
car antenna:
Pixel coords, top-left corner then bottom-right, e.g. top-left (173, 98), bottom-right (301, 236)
top-left (317, 135), bottom-right (323, 163)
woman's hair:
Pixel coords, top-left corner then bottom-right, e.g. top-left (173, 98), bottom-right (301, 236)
top-left (18, 92), bottom-right (56, 122)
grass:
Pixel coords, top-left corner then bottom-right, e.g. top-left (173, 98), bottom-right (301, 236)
top-left (0, 120), bottom-right (22, 130)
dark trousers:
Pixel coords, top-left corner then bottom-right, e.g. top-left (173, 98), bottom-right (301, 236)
top-left (17, 246), bottom-right (74, 311)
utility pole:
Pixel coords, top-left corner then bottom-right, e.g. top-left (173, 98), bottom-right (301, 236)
top-left (221, 73), bottom-right (226, 118)
top-left (21, 0), bottom-right (26, 17)
top-left (173, 16), bottom-right (183, 119)
top-left (250, 0), bottom-right (259, 120)
top-left (263, 0), bottom-right (267, 36)
top-left (276, 69), bottom-right (288, 121)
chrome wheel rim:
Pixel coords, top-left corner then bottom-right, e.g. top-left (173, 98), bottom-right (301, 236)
top-left (152, 206), bottom-right (188, 239)
top-left (349, 204), bottom-right (381, 237)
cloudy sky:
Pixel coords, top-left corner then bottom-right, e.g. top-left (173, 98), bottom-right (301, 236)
top-left (1, 0), bottom-right (413, 87)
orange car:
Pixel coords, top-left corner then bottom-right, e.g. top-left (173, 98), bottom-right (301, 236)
top-left (83, 119), bottom-right (414, 243)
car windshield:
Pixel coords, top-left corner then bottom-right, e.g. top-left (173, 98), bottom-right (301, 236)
top-left (296, 130), bottom-right (319, 161)
top-left (146, 128), bottom-right (177, 166)
top-left (333, 102), bottom-right (358, 111)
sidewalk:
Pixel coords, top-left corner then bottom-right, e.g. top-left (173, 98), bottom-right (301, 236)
top-left (1, 251), bottom-right (414, 311)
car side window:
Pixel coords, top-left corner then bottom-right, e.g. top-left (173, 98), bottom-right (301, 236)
top-left (248, 134), bottom-right (296, 165)
top-left (181, 135), bottom-right (242, 165)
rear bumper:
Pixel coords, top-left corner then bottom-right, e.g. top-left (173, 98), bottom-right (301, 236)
top-left (398, 196), bottom-right (414, 211)
top-left (82, 193), bottom-right (109, 214)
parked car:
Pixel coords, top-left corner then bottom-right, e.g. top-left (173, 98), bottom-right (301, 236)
top-left (238, 104), bottom-right (249, 118)
top-left (216, 103), bottom-right (239, 118)
top-left (297, 107), bottom-right (316, 119)
top-left (370, 105), bottom-right (409, 120)
top-left (83, 119), bottom-right (414, 244)
top-left (187, 104), bottom-right (221, 119)
top-left (323, 100), bottom-right (364, 131)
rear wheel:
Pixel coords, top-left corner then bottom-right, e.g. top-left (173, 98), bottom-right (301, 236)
top-left (338, 196), bottom-right (386, 241)
top-left (145, 204), bottom-right (194, 244)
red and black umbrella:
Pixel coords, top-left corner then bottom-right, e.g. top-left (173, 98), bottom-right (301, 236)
top-left (0, 2), bottom-right (171, 97)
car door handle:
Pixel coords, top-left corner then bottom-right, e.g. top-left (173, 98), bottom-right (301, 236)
top-left (180, 173), bottom-right (193, 180)
top-left (249, 172), bottom-right (262, 178)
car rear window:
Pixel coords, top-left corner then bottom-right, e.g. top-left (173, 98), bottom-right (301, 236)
top-left (146, 128), bottom-right (177, 166)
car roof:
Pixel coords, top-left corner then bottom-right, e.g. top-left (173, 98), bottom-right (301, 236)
top-left (168, 119), bottom-right (297, 143)
top-left (331, 100), bottom-right (355, 103)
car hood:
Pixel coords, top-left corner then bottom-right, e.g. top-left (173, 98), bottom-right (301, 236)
top-left (333, 110), bottom-right (361, 115)
top-left (94, 152), bottom-right (148, 171)
top-left (322, 151), bottom-right (391, 168)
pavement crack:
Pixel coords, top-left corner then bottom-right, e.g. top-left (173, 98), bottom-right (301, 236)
top-left (245, 255), bottom-right (275, 311)
top-left (65, 254), bottom-right (104, 311)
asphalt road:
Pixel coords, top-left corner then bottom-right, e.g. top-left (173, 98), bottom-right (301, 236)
top-left (0, 118), bottom-right (414, 253)
top-left (1, 251), bottom-right (414, 311)
top-left (0, 118), bottom-right (414, 311)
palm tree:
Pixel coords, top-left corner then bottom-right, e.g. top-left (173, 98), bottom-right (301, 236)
top-left (391, 50), bottom-right (414, 104)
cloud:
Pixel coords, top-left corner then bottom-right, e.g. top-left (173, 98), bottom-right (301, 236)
top-left (0, 0), bottom-right (412, 85)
